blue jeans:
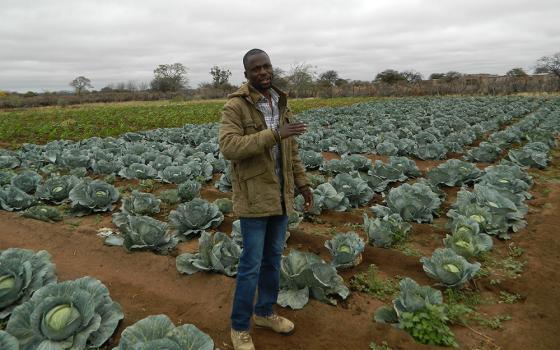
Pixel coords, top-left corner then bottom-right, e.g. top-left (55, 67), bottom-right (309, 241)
top-left (230, 214), bottom-right (288, 331)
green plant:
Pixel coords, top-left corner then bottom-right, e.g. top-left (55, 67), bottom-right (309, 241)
top-left (473, 313), bottom-right (512, 330)
top-left (400, 304), bottom-right (458, 347)
top-left (369, 341), bottom-right (393, 350)
top-left (393, 242), bottom-right (421, 257)
top-left (508, 242), bottom-right (524, 258)
top-left (498, 291), bottom-right (522, 304)
top-left (6, 277), bottom-right (123, 349)
top-left (350, 265), bottom-right (398, 300)
top-left (113, 314), bottom-right (214, 349)
top-left (501, 257), bottom-right (526, 278)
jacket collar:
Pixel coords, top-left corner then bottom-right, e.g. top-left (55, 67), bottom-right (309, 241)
top-left (228, 82), bottom-right (287, 107)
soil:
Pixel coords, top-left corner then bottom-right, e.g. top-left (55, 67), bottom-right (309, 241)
top-left (1, 152), bottom-right (559, 350)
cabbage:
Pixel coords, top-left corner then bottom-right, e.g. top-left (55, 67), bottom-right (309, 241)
top-left (6, 277), bottom-right (123, 349)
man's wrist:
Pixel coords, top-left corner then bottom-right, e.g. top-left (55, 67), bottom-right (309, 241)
top-left (273, 128), bottom-right (281, 142)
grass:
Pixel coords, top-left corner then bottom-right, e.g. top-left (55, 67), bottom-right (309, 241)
top-left (0, 96), bottom-right (377, 148)
top-left (370, 341), bottom-right (393, 350)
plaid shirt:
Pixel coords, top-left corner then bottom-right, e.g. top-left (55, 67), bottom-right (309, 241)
top-left (255, 89), bottom-right (283, 187)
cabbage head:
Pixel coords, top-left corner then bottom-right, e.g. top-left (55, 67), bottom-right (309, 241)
top-left (374, 277), bottom-right (442, 324)
top-left (420, 248), bottom-right (480, 288)
top-left (6, 276), bottom-right (123, 349)
top-left (22, 205), bottom-right (63, 222)
top-left (324, 232), bottom-right (365, 269)
top-left (10, 170), bottom-right (42, 194)
top-left (159, 165), bottom-right (193, 184)
top-left (111, 213), bottom-right (178, 254)
top-left (178, 179), bottom-right (201, 202)
top-left (277, 250), bottom-right (349, 309)
top-left (385, 183), bottom-right (442, 223)
top-left (447, 204), bottom-right (508, 239)
top-left (443, 219), bottom-right (493, 258)
top-left (0, 170), bottom-right (17, 186)
top-left (121, 190), bottom-right (161, 216)
top-left (426, 159), bottom-right (481, 187)
top-left (0, 248), bottom-right (57, 319)
top-left (370, 160), bottom-right (407, 183)
top-left (36, 175), bottom-right (80, 204)
top-left (313, 183), bottom-right (350, 212)
top-left (300, 150), bottom-right (324, 170)
top-left (69, 178), bottom-right (120, 214)
top-left (213, 197), bottom-right (233, 214)
top-left (320, 158), bottom-right (355, 175)
top-left (463, 142), bottom-right (501, 163)
top-left (0, 330), bottom-right (19, 350)
top-left (118, 163), bottom-right (158, 180)
top-left (0, 185), bottom-right (37, 211)
top-left (363, 212), bottom-right (411, 248)
top-left (331, 173), bottom-right (374, 208)
top-left (388, 156), bottom-right (421, 178)
top-left (168, 198), bottom-right (224, 239)
top-left (176, 231), bottom-right (241, 277)
top-left (158, 189), bottom-right (181, 205)
top-left (113, 314), bottom-right (214, 350)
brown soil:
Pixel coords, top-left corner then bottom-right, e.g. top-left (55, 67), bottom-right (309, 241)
top-left (1, 152), bottom-right (560, 350)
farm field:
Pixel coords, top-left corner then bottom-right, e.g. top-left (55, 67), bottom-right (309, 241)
top-left (0, 95), bottom-right (559, 350)
top-left (0, 96), bottom-right (377, 148)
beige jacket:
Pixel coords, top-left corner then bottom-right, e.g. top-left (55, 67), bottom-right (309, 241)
top-left (218, 83), bottom-right (309, 217)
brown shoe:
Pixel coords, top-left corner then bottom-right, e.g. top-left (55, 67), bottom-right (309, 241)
top-left (231, 329), bottom-right (255, 350)
top-left (253, 313), bottom-right (295, 335)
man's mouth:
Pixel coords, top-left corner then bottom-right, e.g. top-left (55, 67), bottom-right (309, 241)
top-left (260, 78), bottom-right (271, 84)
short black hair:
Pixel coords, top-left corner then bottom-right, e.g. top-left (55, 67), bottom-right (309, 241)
top-left (243, 48), bottom-right (268, 70)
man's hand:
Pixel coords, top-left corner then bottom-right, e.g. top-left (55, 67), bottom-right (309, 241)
top-left (278, 122), bottom-right (306, 139)
top-left (300, 186), bottom-right (313, 213)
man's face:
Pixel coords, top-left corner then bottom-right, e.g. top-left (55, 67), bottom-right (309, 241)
top-left (244, 53), bottom-right (273, 91)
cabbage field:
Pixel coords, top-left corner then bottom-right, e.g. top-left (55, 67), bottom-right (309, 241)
top-left (0, 95), bottom-right (559, 350)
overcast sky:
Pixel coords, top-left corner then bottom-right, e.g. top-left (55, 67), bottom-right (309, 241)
top-left (1, 0), bottom-right (558, 92)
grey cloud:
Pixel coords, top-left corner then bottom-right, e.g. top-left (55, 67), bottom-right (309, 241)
top-left (0, 0), bottom-right (558, 91)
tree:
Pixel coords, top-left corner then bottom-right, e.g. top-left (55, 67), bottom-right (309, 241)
top-left (535, 53), bottom-right (560, 78)
top-left (272, 67), bottom-right (289, 91)
top-left (150, 63), bottom-right (188, 92)
top-left (318, 70), bottom-right (339, 86)
top-left (506, 68), bottom-right (528, 77)
top-left (429, 73), bottom-right (446, 80)
top-left (287, 63), bottom-right (315, 97)
top-left (374, 69), bottom-right (405, 84)
top-left (443, 71), bottom-right (462, 82)
top-left (402, 70), bottom-right (423, 84)
top-left (209, 66), bottom-right (232, 87)
top-left (69, 76), bottom-right (93, 96)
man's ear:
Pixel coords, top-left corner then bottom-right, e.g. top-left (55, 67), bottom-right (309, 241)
top-left (244, 71), bottom-right (248, 79)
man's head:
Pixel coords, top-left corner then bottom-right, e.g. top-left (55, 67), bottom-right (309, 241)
top-left (243, 48), bottom-right (273, 92)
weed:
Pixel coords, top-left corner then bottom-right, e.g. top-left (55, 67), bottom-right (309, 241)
top-left (507, 243), bottom-right (524, 258)
top-left (94, 214), bottom-right (102, 226)
top-left (501, 257), bottom-right (526, 279)
top-left (498, 291), bottom-right (522, 304)
top-left (369, 341), bottom-right (393, 350)
top-left (139, 179), bottom-right (156, 192)
top-left (445, 288), bottom-right (484, 309)
top-left (393, 242), bottom-right (421, 257)
top-left (473, 313), bottom-right (512, 330)
top-left (349, 265), bottom-right (399, 301)
top-left (400, 304), bottom-right (458, 347)
top-left (66, 219), bottom-right (82, 229)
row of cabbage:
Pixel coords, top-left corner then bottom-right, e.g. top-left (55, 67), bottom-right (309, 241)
top-left (295, 96), bottom-right (541, 159)
top-left (0, 248), bottom-right (215, 350)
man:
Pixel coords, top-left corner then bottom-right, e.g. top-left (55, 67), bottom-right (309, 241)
top-left (219, 48), bottom-right (313, 350)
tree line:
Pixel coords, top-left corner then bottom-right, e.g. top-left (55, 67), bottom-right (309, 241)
top-left (1, 52), bottom-right (558, 109)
